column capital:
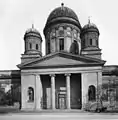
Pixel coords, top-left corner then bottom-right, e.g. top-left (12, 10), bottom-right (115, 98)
top-left (65, 73), bottom-right (71, 77)
top-left (35, 74), bottom-right (40, 77)
top-left (50, 74), bottom-right (55, 77)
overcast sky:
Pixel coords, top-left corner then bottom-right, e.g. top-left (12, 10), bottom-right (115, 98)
top-left (0, 0), bottom-right (118, 70)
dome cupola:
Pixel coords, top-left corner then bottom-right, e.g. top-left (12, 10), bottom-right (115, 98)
top-left (23, 24), bottom-right (42, 56)
top-left (24, 24), bottom-right (42, 40)
top-left (81, 19), bottom-right (99, 35)
top-left (81, 18), bottom-right (102, 59)
top-left (81, 18), bottom-right (100, 49)
top-left (21, 24), bottom-right (43, 63)
top-left (44, 3), bottom-right (81, 35)
top-left (43, 3), bottom-right (81, 55)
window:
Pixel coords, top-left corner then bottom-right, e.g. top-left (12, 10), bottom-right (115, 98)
top-left (90, 39), bottom-right (92, 46)
top-left (59, 38), bottom-right (64, 50)
top-left (88, 85), bottom-right (96, 101)
top-left (70, 40), bottom-right (79, 54)
top-left (36, 44), bottom-right (38, 50)
top-left (96, 39), bottom-right (98, 47)
top-left (29, 43), bottom-right (32, 49)
top-left (94, 40), bottom-right (97, 46)
top-left (28, 87), bottom-right (34, 102)
top-left (47, 41), bottom-right (50, 54)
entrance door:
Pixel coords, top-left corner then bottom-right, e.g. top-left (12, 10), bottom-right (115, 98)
top-left (58, 94), bottom-right (66, 109)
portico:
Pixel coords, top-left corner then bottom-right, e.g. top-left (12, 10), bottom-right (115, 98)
top-left (19, 52), bottom-right (104, 110)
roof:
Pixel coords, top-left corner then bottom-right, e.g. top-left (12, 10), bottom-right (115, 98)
top-left (82, 21), bottom-right (99, 35)
top-left (47, 5), bottom-right (79, 23)
top-left (17, 51), bottom-right (106, 69)
top-left (103, 65), bottom-right (118, 76)
top-left (44, 4), bottom-right (81, 34)
top-left (0, 70), bottom-right (21, 79)
top-left (24, 24), bottom-right (42, 40)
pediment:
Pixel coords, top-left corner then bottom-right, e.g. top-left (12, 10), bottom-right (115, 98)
top-left (18, 52), bottom-right (105, 69)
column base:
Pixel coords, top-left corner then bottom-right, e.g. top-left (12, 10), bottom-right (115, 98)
top-left (52, 108), bottom-right (56, 110)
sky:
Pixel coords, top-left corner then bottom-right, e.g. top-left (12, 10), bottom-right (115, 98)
top-left (0, 0), bottom-right (118, 70)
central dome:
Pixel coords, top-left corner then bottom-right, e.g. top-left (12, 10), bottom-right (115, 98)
top-left (47, 4), bottom-right (79, 23)
top-left (44, 3), bottom-right (81, 34)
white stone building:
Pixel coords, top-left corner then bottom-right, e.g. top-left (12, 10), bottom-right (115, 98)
top-left (0, 3), bottom-right (118, 111)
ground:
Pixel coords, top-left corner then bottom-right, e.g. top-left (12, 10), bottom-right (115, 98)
top-left (0, 112), bottom-right (118, 120)
top-left (0, 107), bottom-right (118, 120)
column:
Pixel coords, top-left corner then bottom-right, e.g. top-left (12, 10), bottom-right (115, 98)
top-left (35, 75), bottom-right (43, 110)
top-left (50, 74), bottom-right (56, 109)
top-left (81, 73), bottom-right (88, 110)
top-left (97, 72), bottom-right (102, 99)
top-left (65, 73), bottom-right (71, 109)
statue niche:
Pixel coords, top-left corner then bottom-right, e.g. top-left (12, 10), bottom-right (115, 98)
top-left (28, 87), bottom-right (34, 102)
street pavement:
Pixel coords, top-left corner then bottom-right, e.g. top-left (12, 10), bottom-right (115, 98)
top-left (0, 106), bottom-right (118, 120)
top-left (0, 110), bottom-right (118, 120)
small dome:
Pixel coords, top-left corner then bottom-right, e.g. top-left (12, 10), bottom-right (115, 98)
top-left (44, 3), bottom-right (81, 33)
top-left (82, 20), bottom-right (99, 35)
top-left (24, 24), bottom-right (42, 39)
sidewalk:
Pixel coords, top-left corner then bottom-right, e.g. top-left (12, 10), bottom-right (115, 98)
top-left (0, 106), bottom-right (118, 114)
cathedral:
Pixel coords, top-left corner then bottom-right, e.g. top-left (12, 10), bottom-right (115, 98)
top-left (0, 3), bottom-right (118, 110)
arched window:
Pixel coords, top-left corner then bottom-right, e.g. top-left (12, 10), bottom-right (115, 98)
top-left (29, 43), bottom-right (32, 49)
top-left (28, 87), bottom-right (34, 102)
top-left (90, 39), bottom-right (92, 46)
top-left (96, 39), bottom-right (98, 47)
top-left (88, 85), bottom-right (96, 101)
top-left (59, 38), bottom-right (64, 50)
top-left (36, 44), bottom-right (38, 50)
top-left (70, 40), bottom-right (79, 54)
top-left (47, 41), bottom-right (50, 54)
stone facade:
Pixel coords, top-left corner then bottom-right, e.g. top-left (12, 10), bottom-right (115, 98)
top-left (18, 52), bottom-right (104, 110)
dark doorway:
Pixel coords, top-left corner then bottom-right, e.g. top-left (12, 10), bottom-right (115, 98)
top-left (40, 75), bottom-right (51, 109)
top-left (55, 74), bottom-right (66, 109)
top-left (70, 73), bottom-right (81, 109)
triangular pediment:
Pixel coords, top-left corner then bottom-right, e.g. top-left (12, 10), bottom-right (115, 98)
top-left (18, 52), bottom-right (105, 69)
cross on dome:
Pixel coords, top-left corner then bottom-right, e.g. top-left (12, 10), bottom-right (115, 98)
top-left (88, 16), bottom-right (91, 24)
top-left (32, 24), bottom-right (34, 29)
top-left (61, 3), bottom-right (64, 7)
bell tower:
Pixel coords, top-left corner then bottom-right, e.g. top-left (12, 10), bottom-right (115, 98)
top-left (81, 19), bottom-right (102, 59)
top-left (21, 25), bottom-right (42, 63)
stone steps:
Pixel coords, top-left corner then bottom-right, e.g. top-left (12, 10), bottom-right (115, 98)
top-left (20, 109), bottom-right (86, 113)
